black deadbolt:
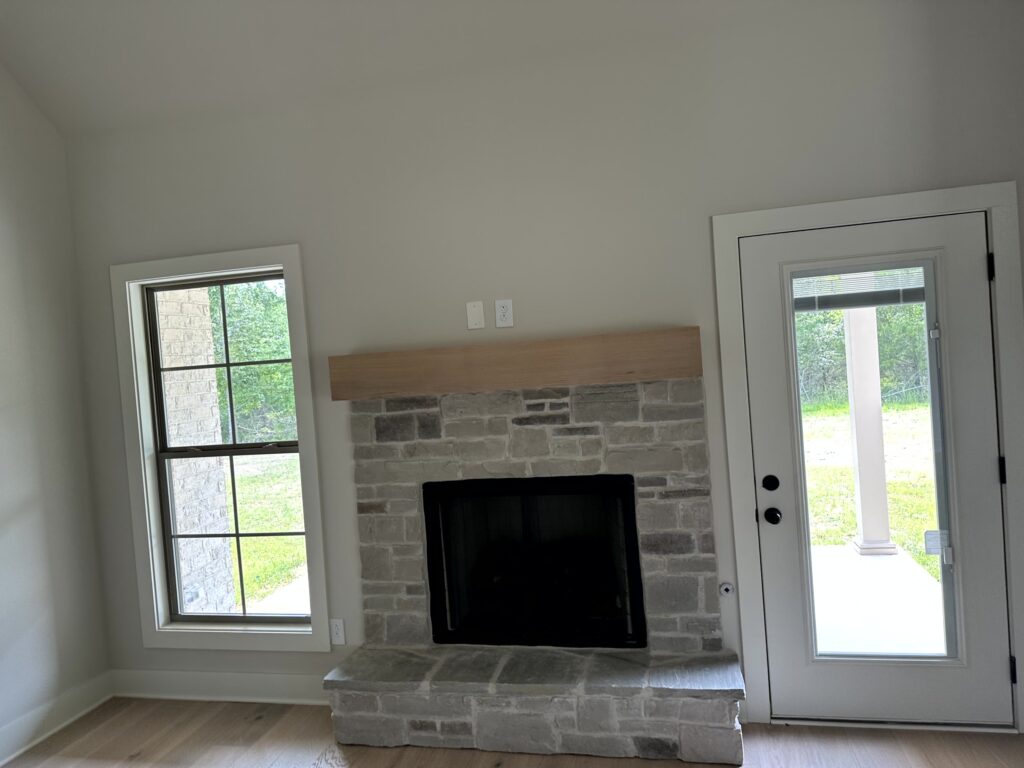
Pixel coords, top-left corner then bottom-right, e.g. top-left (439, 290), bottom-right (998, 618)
top-left (762, 474), bottom-right (780, 491)
top-left (763, 507), bottom-right (782, 525)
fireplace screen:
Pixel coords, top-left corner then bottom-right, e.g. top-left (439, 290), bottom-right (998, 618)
top-left (422, 474), bottom-right (646, 648)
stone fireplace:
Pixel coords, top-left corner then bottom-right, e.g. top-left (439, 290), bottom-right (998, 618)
top-left (350, 379), bottom-right (723, 654)
top-left (324, 331), bottom-right (743, 764)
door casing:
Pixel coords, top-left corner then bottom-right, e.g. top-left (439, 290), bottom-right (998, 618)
top-left (712, 182), bottom-right (1024, 726)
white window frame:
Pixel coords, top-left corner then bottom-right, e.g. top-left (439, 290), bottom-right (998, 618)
top-left (111, 244), bottom-right (330, 652)
top-left (713, 181), bottom-right (1024, 725)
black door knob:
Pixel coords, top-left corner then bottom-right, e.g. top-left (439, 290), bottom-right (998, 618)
top-left (762, 474), bottom-right (780, 491)
top-left (763, 507), bottom-right (782, 525)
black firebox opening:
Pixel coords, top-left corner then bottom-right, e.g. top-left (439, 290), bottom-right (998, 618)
top-left (422, 474), bottom-right (646, 648)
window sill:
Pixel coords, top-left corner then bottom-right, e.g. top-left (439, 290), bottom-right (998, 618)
top-left (144, 619), bottom-right (330, 652)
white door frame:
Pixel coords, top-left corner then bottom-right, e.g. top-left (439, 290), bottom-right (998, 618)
top-left (713, 182), bottom-right (1024, 726)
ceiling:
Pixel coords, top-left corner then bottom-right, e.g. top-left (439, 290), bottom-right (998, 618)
top-left (0, 0), bottom-right (681, 137)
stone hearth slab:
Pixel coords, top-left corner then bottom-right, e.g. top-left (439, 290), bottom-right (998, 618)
top-left (325, 646), bottom-right (744, 764)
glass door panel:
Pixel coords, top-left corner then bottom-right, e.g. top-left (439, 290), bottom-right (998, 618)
top-left (790, 264), bottom-right (955, 657)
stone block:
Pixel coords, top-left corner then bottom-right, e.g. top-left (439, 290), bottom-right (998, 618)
top-left (511, 413), bottom-right (570, 426)
top-left (666, 555), bottom-right (718, 574)
top-left (636, 502), bottom-right (679, 531)
top-left (375, 484), bottom-right (419, 500)
top-left (552, 425), bottom-right (600, 436)
top-left (330, 691), bottom-right (380, 713)
top-left (332, 713), bottom-right (405, 747)
top-left (357, 501), bottom-right (387, 516)
top-left (380, 693), bottom-right (472, 718)
top-left (384, 613), bottom-right (430, 645)
top-left (510, 428), bottom-right (550, 458)
top-left (363, 613), bottom-right (384, 644)
top-left (408, 731), bottom-right (475, 749)
top-left (585, 652), bottom-right (650, 695)
top-left (637, 475), bottom-right (668, 487)
top-left (642, 404), bottom-right (703, 422)
top-left (607, 425), bottom-right (655, 445)
top-left (475, 711), bottom-right (556, 754)
top-left (681, 443), bottom-right (710, 473)
top-left (703, 637), bottom-right (724, 652)
top-left (431, 648), bottom-right (505, 691)
top-left (526, 402), bottom-right (546, 412)
top-left (645, 575), bottom-right (699, 613)
top-left (440, 720), bottom-right (474, 736)
top-left (370, 516), bottom-right (405, 544)
top-left (560, 733), bottom-right (634, 758)
top-left (550, 438), bottom-right (579, 457)
top-left (640, 532), bottom-right (696, 555)
top-left (375, 414), bottom-right (416, 442)
top-left (642, 381), bottom-right (669, 402)
top-left (325, 648), bottom-right (439, 690)
top-left (657, 421), bottom-right (705, 442)
top-left (444, 417), bottom-right (508, 438)
top-left (496, 649), bottom-right (587, 692)
top-left (355, 444), bottom-right (402, 460)
top-left (416, 412), bottom-right (442, 439)
top-left (669, 379), bottom-right (704, 404)
top-left (455, 438), bottom-right (508, 461)
top-left (606, 447), bottom-right (683, 474)
top-left (572, 384), bottom-right (640, 423)
top-left (442, 392), bottom-right (523, 418)
top-left (646, 656), bottom-right (745, 699)
top-left (523, 388), bottom-right (570, 400)
top-left (678, 723), bottom-right (743, 765)
top-left (359, 546), bottom-right (391, 580)
top-left (648, 635), bottom-right (701, 654)
top-left (350, 415), bottom-right (376, 445)
top-left (392, 556), bottom-right (424, 582)
top-left (461, 460), bottom-right (529, 478)
top-left (578, 697), bottom-right (615, 731)
top-left (633, 736), bottom-right (680, 759)
top-left (579, 437), bottom-right (603, 456)
top-left (529, 458), bottom-right (602, 477)
top-left (386, 396), bottom-right (440, 412)
top-left (408, 719), bottom-right (437, 732)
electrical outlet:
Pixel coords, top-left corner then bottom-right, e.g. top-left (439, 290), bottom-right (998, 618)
top-left (330, 618), bottom-right (346, 645)
top-left (466, 300), bottom-right (485, 330)
top-left (495, 299), bottom-right (514, 328)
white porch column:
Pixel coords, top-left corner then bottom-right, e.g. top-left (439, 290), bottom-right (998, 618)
top-left (844, 307), bottom-right (897, 556)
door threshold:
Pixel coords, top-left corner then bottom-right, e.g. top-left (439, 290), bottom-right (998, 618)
top-left (769, 717), bottom-right (1018, 734)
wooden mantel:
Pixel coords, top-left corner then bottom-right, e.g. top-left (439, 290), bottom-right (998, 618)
top-left (329, 327), bottom-right (701, 401)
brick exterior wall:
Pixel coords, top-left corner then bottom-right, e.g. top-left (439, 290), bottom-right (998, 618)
top-left (350, 379), bottom-right (722, 654)
top-left (156, 287), bottom-right (236, 614)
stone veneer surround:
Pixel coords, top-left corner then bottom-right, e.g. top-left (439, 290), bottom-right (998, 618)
top-left (350, 378), bottom-right (722, 654)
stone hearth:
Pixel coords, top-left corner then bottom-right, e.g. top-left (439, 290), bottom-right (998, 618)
top-left (325, 646), bottom-right (744, 764)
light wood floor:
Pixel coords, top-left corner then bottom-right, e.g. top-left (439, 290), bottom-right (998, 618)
top-left (8, 697), bottom-right (1024, 768)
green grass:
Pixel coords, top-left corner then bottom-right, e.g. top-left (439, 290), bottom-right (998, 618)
top-left (230, 456), bottom-right (306, 603)
top-left (803, 404), bottom-right (941, 580)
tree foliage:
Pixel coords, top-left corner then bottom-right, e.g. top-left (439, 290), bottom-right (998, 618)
top-left (795, 304), bottom-right (930, 409)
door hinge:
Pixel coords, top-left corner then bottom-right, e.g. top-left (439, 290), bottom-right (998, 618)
top-left (999, 456), bottom-right (1007, 485)
top-left (988, 251), bottom-right (996, 280)
top-left (1011, 655), bottom-right (1017, 685)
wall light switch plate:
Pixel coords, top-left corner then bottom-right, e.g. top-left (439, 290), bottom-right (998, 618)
top-left (495, 299), bottom-right (514, 328)
top-left (466, 300), bottom-right (485, 330)
top-left (330, 619), bottom-right (346, 645)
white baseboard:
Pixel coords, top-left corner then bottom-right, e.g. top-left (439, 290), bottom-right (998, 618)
top-left (0, 672), bottom-right (113, 767)
top-left (0, 667), bottom-right (327, 765)
top-left (109, 668), bottom-right (329, 706)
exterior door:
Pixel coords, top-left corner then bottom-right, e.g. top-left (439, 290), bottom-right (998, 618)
top-left (741, 213), bottom-right (1014, 724)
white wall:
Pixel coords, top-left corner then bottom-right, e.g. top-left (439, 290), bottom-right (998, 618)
top-left (68, 0), bottom-right (1024, 680)
top-left (0, 63), bottom-right (109, 759)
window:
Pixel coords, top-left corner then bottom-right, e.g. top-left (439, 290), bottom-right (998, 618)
top-left (147, 274), bottom-right (310, 622)
top-left (111, 246), bottom-right (328, 651)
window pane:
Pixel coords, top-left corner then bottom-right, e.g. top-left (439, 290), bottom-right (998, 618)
top-left (154, 286), bottom-right (225, 368)
top-left (224, 278), bottom-right (291, 363)
top-left (234, 454), bottom-right (304, 533)
top-left (231, 363), bottom-right (297, 443)
top-left (175, 537), bottom-right (242, 615)
top-left (162, 368), bottom-right (232, 446)
top-left (240, 536), bottom-right (310, 615)
top-left (167, 456), bottom-right (235, 535)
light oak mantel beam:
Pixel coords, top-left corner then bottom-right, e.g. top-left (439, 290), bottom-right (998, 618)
top-left (329, 327), bottom-right (701, 402)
